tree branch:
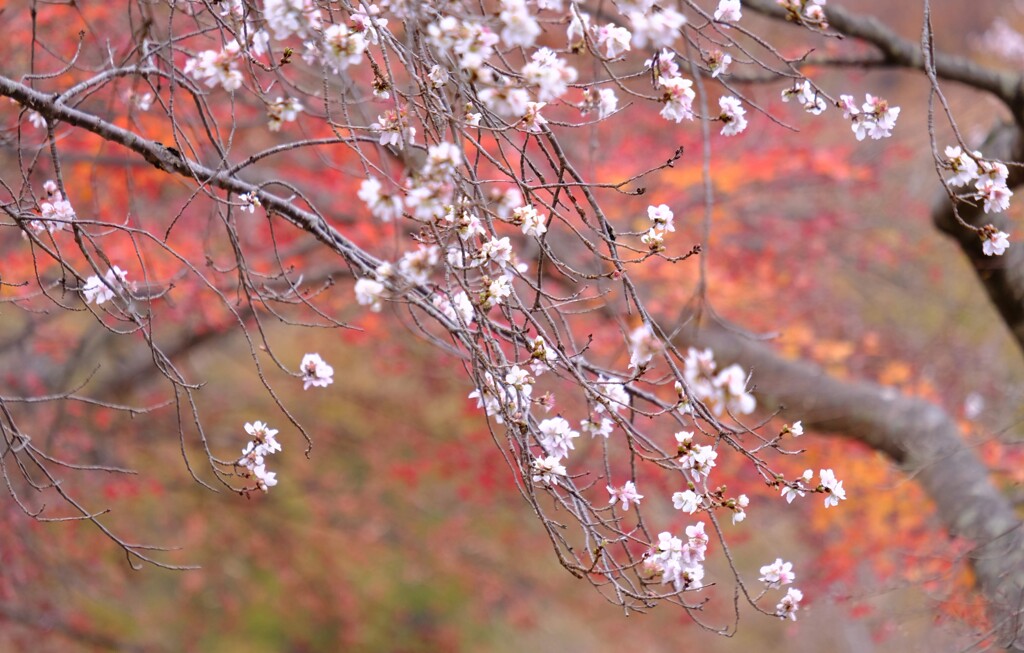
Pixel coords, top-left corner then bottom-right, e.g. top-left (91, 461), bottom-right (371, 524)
top-left (744, 0), bottom-right (1024, 118)
top-left (679, 317), bottom-right (1024, 649)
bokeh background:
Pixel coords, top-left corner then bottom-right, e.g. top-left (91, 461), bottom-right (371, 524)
top-left (2, 0), bottom-right (1024, 651)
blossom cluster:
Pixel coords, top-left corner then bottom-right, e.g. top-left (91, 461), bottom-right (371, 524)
top-left (782, 80), bottom-right (827, 116)
top-left (267, 97), bottom-right (303, 132)
top-left (943, 146), bottom-right (1013, 255)
top-left (780, 468), bottom-right (847, 508)
top-left (31, 179), bottom-right (75, 234)
top-left (82, 267), bottom-right (131, 306)
top-left (838, 93), bottom-right (901, 141)
top-left (628, 323), bottom-right (661, 369)
top-left (679, 347), bottom-right (756, 417)
top-left (237, 421), bottom-right (281, 493)
top-left (183, 40), bottom-right (245, 92)
top-left (641, 523), bottom-right (709, 592)
top-left (759, 558), bottom-right (802, 620)
top-left (676, 431), bottom-right (718, 482)
top-left (642, 204), bottom-right (675, 252)
top-left (653, 53), bottom-right (697, 124)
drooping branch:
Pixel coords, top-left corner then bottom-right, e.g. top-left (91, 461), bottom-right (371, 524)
top-left (931, 122), bottom-right (1024, 356)
top-left (678, 316), bottom-right (1024, 649)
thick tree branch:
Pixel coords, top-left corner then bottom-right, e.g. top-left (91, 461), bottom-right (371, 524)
top-left (0, 75), bottom-right (381, 279)
top-left (744, 0), bottom-right (1024, 118)
top-left (679, 318), bottom-right (1024, 649)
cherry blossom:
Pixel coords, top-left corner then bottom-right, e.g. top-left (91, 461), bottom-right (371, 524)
top-left (683, 521), bottom-right (709, 565)
top-left (537, 416), bottom-right (580, 459)
top-left (566, 10), bottom-right (590, 52)
top-left (262, 0), bottom-right (322, 40)
top-left (34, 182), bottom-right (76, 233)
top-left (398, 245), bottom-right (440, 285)
top-left (850, 94), bottom-right (900, 140)
top-left (759, 558), bottom-right (796, 587)
top-left (468, 373), bottom-right (504, 423)
top-left (82, 267), bottom-right (130, 306)
top-left (581, 415), bottom-right (615, 439)
top-left (483, 276), bottom-right (513, 309)
top-left (512, 204), bottom-right (547, 237)
top-left (595, 23), bottom-right (632, 59)
top-left (267, 97), bottom-right (302, 131)
top-left (648, 528), bottom-right (706, 591)
top-left (714, 0), bottom-right (742, 23)
top-left (183, 41), bottom-right (243, 92)
top-left (591, 375), bottom-right (630, 413)
top-left (528, 336), bottom-right (557, 375)
top-left (647, 50), bottom-right (679, 85)
top-left (27, 110), bottom-right (46, 129)
top-left (521, 102), bottom-right (548, 133)
top-left (427, 65), bottom-right (449, 88)
top-left (778, 0), bottom-right (828, 26)
top-left (253, 465), bottom-right (278, 492)
top-left (705, 49), bottom-right (732, 78)
top-left (354, 277), bottom-right (385, 312)
top-left (371, 107), bottom-right (416, 148)
top-left (982, 227), bottom-right (1011, 256)
top-left (322, 24), bottom-right (368, 73)
top-left (660, 76), bottom-right (696, 123)
top-left (641, 228), bottom-right (666, 251)
top-left (499, 0), bottom-right (541, 47)
top-left (781, 469), bottom-right (814, 503)
top-left (629, 7), bottom-right (686, 49)
top-left (677, 431), bottom-right (719, 482)
top-left (607, 480), bottom-right (644, 511)
top-left (978, 178), bottom-right (1013, 214)
top-left (731, 494), bottom-right (749, 524)
top-left (672, 489), bottom-right (701, 514)
top-left (783, 420), bottom-right (803, 437)
top-left (433, 291), bottom-right (475, 326)
top-left (531, 455), bottom-right (566, 486)
top-left (579, 87), bottom-right (619, 120)
top-left (245, 421), bottom-right (281, 453)
top-left (782, 80), bottom-right (826, 115)
top-left (300, 353), bottom-right (334, 390)
top-left (238, 192), bottom-right (261, 213)
top-left (780, 483), bottom-right (805, 504)
top-left (718, 95), bottom-right (748, 136)
top-left (480, 236), bottom-right (513, 268)
top-left (819, 468), bottom-right (847, 508)
top-left (239, 420), bottom-right (283, 493)
top-left (647, 204), bottom-right (675, 232)
top-left (126, 90), bottom-right (153, 111)
top-left (713, 364), bottom-right (756, 415)
top-left (944, 145), bottom-right (979, 187)
top-left (358, 177), bottom-right (404, 222)
top-left (776, 587), bottom-right (804, 621)
top-left (628, 323), bottom-right (661, 370)
top-left (521, 48), bottom-right (577, 101)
